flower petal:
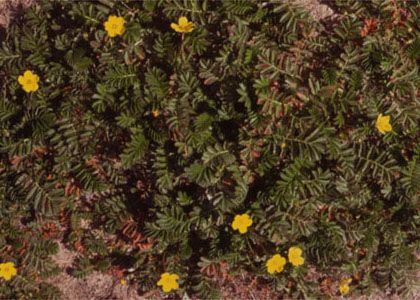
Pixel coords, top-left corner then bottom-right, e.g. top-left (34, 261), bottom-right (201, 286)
top-left (290, 247), bottom-right (302, 256)
top-left (185, 25), bottom-right (194, 32)
top-left (18, 75), bottom-right (25, 85)
top-left (238, 226), bottom-right (247, 234)
top-left (179, 17), bottom-right (188, 26)
top-left (162, 284), bottom-right (172, 293)
top-left (30, 83), bottom-right (39, 92)
top-left (383, 123), bottom-right (392, 132)
top-left (171, 274), bottom-right (179, 281)
top-left (171, 23), bottom-right (181, 32)
top-left (23, 70), bottom-right (33, 77)
top-left (22, 85), bottom-right (31, 93)
top-left (245, 217), bottom-right (253, 226)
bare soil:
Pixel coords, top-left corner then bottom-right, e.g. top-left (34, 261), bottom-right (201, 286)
top-left (48, 242), bottom-right (143, 300)
top-left (293, 0), bottom-right (335, 20)
top-left (0, 0), bottom-right (36, 27)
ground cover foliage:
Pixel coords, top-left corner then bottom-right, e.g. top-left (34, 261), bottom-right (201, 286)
top-left (0, 0), bottom-right (419, 299)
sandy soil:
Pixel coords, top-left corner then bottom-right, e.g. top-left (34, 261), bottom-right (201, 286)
top-left (48, 242), bottom-right (143, 300)
top-left (0, 0), bottom-right (36, 27)
top-left (293, 0), bottom-right (335, 20)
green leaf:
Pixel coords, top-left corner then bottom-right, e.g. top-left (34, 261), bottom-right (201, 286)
top-left (120, 128), bottom-right (149, 168)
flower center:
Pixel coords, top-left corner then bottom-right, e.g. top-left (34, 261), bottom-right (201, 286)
top-left (26, 79), bottom-right (32, 85)
top-left (112, 24), bottom-right (118, 29)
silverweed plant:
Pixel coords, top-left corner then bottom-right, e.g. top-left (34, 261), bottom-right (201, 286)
top-left (0, 0), bottom-right (419, 299)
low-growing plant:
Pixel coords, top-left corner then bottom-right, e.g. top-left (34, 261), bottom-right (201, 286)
top-left (0, 0), bottom-right (419, 299)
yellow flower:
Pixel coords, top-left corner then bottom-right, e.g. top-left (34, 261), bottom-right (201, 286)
top-left (231, 213), bottom-right (252, 234)
top-left (157, 272), bottom-right (179, 293)
top-left (152, 109), bottom-right (160, 118)
top-left (104, 15), bottom-right (125, 38)
top-left (0, 262), bottom-right (17, 281)
top-left (339, 278), bottom-right (352, 295)
top-left (120, 278), bottom-right (127, 285)
top-left (171, 16), bottom-right (194, 33)
top-left (18, 70), bottom-right (39, 93)
top-left (288, 246), bottom-right (304, 267)
top-left (375, 113), bottom-right (392, 134)
top-left (266, 254), bottom-right (286, 274)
